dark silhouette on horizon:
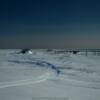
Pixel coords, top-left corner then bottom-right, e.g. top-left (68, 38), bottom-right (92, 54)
top-left (20, 48), bottom-right (31, 54)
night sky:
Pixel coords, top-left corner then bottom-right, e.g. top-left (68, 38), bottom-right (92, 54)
top-left (0, 0), bottom-right (100, 48)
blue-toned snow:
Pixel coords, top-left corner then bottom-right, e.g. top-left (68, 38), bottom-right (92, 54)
top-left (0, 49), bottom-right (100, 100)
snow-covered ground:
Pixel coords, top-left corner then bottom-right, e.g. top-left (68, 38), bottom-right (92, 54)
top-left (0, 49), bottom-right (100, 100)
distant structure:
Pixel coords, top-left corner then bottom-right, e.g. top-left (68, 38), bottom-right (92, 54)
top-left (20, 48), bottom-right (32, 54)
top-left (72, 50), bottom-right (79, 54)
top-left (46, 49), bottom-right (52, 52)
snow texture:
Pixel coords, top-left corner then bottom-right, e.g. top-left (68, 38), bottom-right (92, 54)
top-left (0, 49), bottom-right (100, 100)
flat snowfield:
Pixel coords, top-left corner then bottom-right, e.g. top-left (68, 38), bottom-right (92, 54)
top-left (0, 49), bottom-right (100, 100)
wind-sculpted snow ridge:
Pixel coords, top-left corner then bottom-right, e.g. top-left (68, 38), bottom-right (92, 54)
top-left (8, 59), bottom-right (61, 75)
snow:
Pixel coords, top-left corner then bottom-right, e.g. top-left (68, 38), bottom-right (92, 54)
top-left (0, 49), bottom-right (100, 100)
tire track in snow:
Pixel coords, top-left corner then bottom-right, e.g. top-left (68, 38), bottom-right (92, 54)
top-left (50, 75), bottom-right (100, 90)
top-left (0, 72), bottom-right (50, 89)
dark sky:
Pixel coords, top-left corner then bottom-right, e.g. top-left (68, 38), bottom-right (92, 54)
top-left (0, 0), bottom-right (100, 48)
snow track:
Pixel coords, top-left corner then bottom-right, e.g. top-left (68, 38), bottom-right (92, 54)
top-left (0, 72), bottom-right (50, 89)
top-left (54, 75), bottom-right (100, 89)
